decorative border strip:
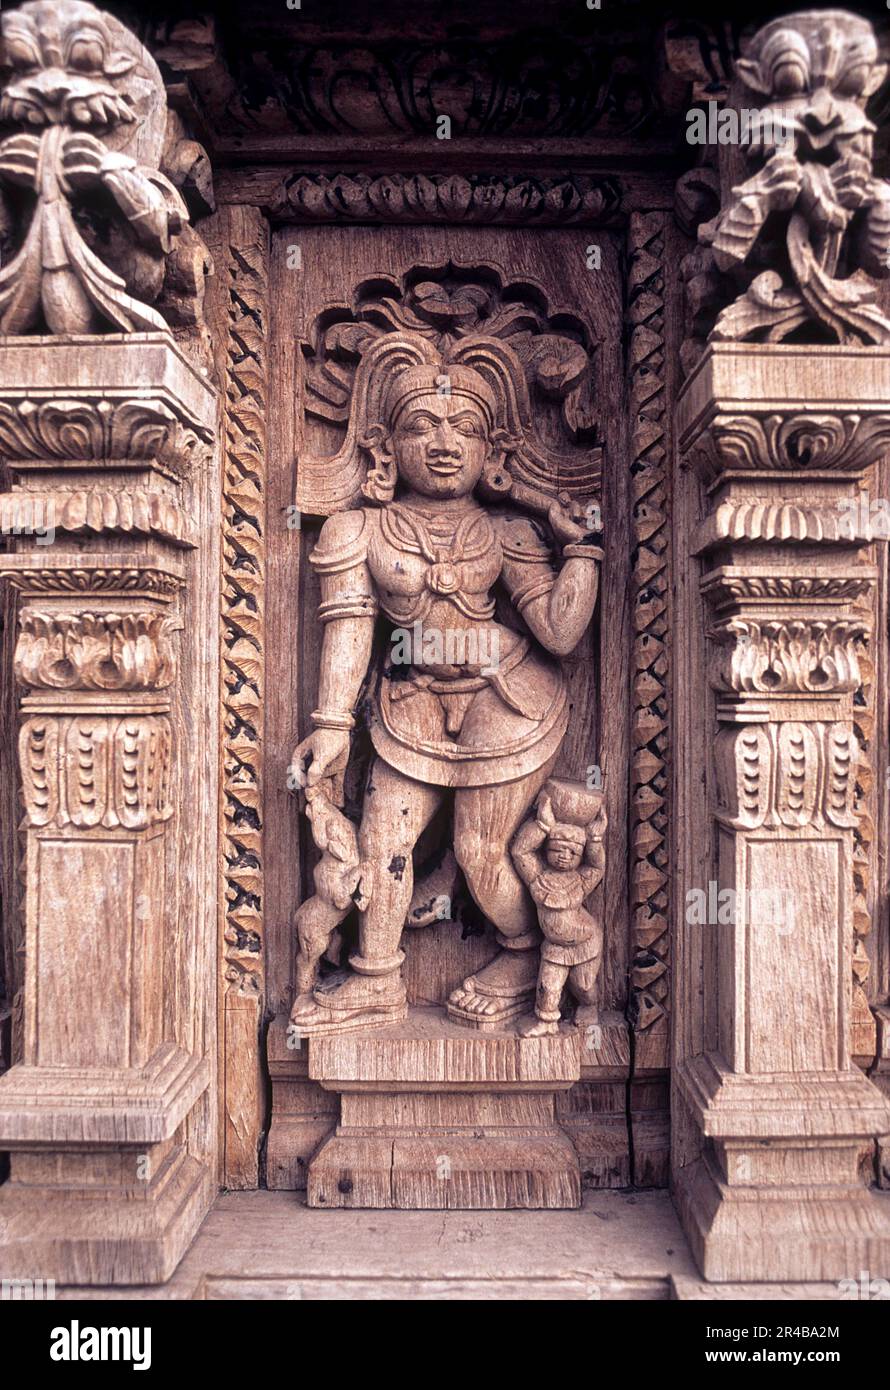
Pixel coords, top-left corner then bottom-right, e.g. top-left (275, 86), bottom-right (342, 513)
top-left (627, 211), bottom-right (670, 1034)
top-left (271, 172), bottom-right (623, 226)
top-left (219, 211), bottom-right (268, 1009)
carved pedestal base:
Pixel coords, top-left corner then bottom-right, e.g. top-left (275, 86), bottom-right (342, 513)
top-left (674, 1056), bottom-right (890, 1281)
top-left (306, 1010), bottom-right (582, 1210)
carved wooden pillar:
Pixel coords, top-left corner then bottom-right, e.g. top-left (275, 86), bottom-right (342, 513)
top-left (674, 344), bottom-right (890, 1279)
top-left (0, 3), bottom-right (219, 1284)
top-left (671, 8), bottom-right (890, 1282)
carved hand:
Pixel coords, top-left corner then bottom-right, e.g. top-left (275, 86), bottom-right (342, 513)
top-left (546, 498), bottom-right (587, 547)
top-left (757, 152), bottom-right (803, 212)
top-left (289, 729), bottom-right (350, 792)
top-left (831, 153), bottom-right (873, 212)
top-left (59, 131), bottom-right (107, 190)
top-left (586, 807), bottom-right (608, 844)
top-left (0, 133), bottom-right (40, 188)
top-left (536, 793), bottom-right (556, 832)
top-left (799, 164), bottom-right (848, 234)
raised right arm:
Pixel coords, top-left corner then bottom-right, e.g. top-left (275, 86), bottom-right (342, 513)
top-left (511, 817), bottom-right (547, 887)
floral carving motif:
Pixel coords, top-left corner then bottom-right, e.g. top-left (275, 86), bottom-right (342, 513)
top-left (0, 565), bottom-right (181, 598)
top-left (709, 617), bottom-right (868, 696)
top-left (627, 211), bottom-right (670, 1034)
top-left (692, 412), bottom-right (890, 480)
top-left (0, 488), bottom-right (185, 545)
top-left (14, 609), bottom-right (175, 691)
top-left (715, 720), bottom-right (859, 831)
top-left (0, 398), bottom-right (209, 469)
top-left (272, 173), bottom-right (622, 226)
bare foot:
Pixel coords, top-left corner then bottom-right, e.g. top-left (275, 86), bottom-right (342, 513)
top-left (288, 971), bottom-right (408, 1035)
top-left (519, 1014), bottom-right (559, 1037)
top-left (289, 992), bottom-right (316, 1024)
top-left (448, 948), bottom-right (538, 1020)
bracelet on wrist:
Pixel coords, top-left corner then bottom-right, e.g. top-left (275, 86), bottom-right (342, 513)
top-left (310, 709), bottom-right (355, 731)
top-left (562, 541), bottom-right (603, 562)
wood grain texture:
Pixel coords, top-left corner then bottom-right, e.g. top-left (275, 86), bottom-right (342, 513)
top-left (672, 335), bottom-right (890, 1280)
top-left (0, 328), bottom-right (219, 1285)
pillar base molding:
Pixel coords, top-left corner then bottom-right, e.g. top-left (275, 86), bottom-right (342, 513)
top-left (0, 1045), bottom-right (209, 1145)
top-left (679, 1052), bottom-right (890, 1143)
top-left (674, 1053), bottom-right (890, 1280)
top-left (674, 1151), bottom-right (890, 1284)
top-left (0, 1151), bottom-right (212, 1286)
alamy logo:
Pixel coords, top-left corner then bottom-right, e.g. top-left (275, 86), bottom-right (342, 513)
top-left (686, 101), bottom-right (794, 148)
top-left (1, 1277), bottom-right (55, 1300)
top-left (390, 620), bottom-right (500, 674)
top-left (50, 1320), bottom-right (151, 1371)
top-left (685, 881), bottom-right (795, 934)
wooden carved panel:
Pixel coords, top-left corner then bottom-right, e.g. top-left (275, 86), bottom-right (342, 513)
top-left (263, 224), bottom-right (637, 1198)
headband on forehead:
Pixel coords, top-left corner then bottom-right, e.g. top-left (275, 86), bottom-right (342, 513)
top-left (384, 364), bottom-right (498, 427)
top-left (549, 823), bottom-right (587, 847)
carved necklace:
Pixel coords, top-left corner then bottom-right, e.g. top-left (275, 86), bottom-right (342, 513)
top-left (380, 503), bottom-right (497, 618)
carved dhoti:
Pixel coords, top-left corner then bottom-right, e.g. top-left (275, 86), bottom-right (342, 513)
top-left (369, 637), bottom-right (569, 788)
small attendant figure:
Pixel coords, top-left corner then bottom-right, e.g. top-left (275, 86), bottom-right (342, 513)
top-left (511, 778), bottom-right (606, 1037)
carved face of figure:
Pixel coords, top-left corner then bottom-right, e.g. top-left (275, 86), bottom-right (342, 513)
top-left (545, 837), bottom-right (584, 870)
top-left (389, 389), bottom-right (491, 500)
top-left (0, 0), bottom-right (141, 129)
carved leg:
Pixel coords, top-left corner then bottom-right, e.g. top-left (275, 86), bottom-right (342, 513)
top-left (294, 759), bottom-right (442, 1034)
top-left (567, 956), bottom-right (602, 1037)
top-left (291, 896), bottom-right (348, 1018)
top-left (447, 758), bottom-right (554, 1027)
top-left (519, 960), bottom-right (566, 1037)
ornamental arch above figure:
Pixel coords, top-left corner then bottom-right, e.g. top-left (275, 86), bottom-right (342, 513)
top-left (288, 267), bottom-right (606, 1036)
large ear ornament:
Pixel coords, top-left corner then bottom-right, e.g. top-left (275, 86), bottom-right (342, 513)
top-left (359, 423), bottom-right (398, 505)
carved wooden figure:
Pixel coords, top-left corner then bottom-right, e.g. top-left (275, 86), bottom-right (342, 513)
top-left (288, 332), bottom-right (603, 1037)
top-left (0, 0), bottom-right (193, 334)
top-left (511, 778), bottom-right (607, 1037)
top-left (290, 784), bottom-right (368, 1014)
top-left (687, 10), bottom-right (890, 354)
